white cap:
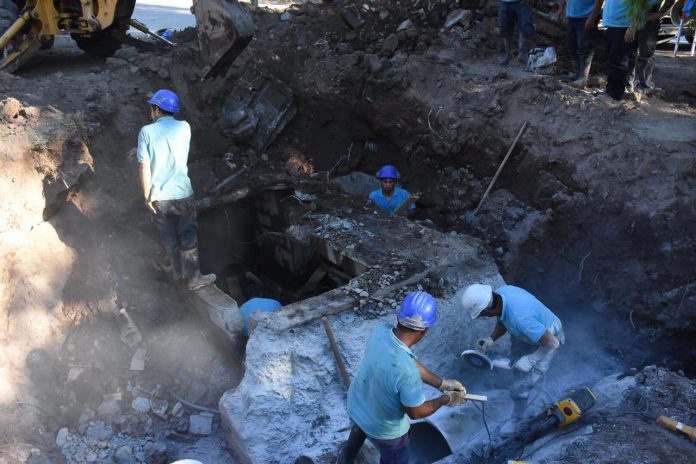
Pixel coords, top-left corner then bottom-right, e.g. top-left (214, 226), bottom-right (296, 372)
top-left (461, 284), bottom-right (493, 319)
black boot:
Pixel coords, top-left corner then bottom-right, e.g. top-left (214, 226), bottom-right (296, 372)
top-left (163, 244), bottom-right (183, 282)
top-left (500, 37), bottom-right (512, 65)
top-left (517, 33), bottom-right (529, 64)
top-left (181, 248), bottom-right (216, 291)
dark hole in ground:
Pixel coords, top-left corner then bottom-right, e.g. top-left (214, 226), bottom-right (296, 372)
top-left (197, 188), bottom-right (351, 306)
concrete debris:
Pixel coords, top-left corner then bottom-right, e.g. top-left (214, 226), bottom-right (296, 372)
top-left (119, 308), bottom-right (143, 347)
top-left (67, 364), bottom-right (89, 381)
top-left (130, 348), bottom-right (147, 371)
top-left (188, 412), bottom-right (214, 436)
top-left (170, 402), bottom-right (184, 418)
top-left (341, 9), bottom-right (365, 29)
top-left (131, 397), bottom-right (151, 414)
top-left (397, 19), bottom-right (414, 32)
top-left (56, 427), bottom-right (69, 448)
top-left (280, 11), bottom-right (293, 22)
top-left (444, 9), bottom-right (471, 29)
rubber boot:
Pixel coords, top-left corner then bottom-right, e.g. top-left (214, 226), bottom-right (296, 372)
top-left (561, 58), bottom-right (580, 82)
top-left (181, 248), bottom-right (216, 291)
top-left (517, 33), bottom-right (529, 64)
top-left (569, 54), bottom-right (592, 88)
top-left (499, 37), bottom-right (512, 65)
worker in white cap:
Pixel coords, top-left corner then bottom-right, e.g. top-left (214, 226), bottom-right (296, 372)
top-left (461, 284), bottom-right (564, 421)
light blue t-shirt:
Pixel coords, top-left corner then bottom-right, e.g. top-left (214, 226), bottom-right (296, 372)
top-left (566, 0), bottom-right (595, 18)
top-left (137, 116), bottom-right (194, 201)
top-left (497, 286), bottom-right (563, 346)
top-left (239, 298), bottom-right (282, 335)
top-left (368, 187), bottom-right (415, 213)
top-left (347, 324), bottom-right (425, 440)
top-left (602, 0), bottom-right (630, 28)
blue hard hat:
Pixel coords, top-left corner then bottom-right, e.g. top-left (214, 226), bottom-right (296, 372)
top-left (376, 165), bottom-right (399, 179)
top-left (397, 291), bottom-right (437, 330)
top-left (147, 89), bottom-right (180, 113)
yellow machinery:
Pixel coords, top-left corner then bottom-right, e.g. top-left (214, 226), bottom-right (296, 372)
top-left (0, 0), bottom-right (137, 72)
top-left (0, 0), bottom-right (255, 75)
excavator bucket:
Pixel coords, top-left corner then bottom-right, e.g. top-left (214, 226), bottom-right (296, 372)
top-left (192, 0), bottom-right (255, 79)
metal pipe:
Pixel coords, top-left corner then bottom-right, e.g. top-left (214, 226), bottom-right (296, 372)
top-left (0, 9), bottom-right (32, 50)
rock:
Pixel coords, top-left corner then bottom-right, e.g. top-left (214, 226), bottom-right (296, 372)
top-left (97, 400), bottom-right (121, 420)
top-left (114, 446), bottom-right (134, 464)
top-left (144, 442), bottom-right (168, 464)
top-left (131, 397), bottom-right (151, 414)
top-left (55, 427), bottom-right (69, 448)
top-left (444, 9), bottom-right (471, 29)
top-left (0, 97), bottom-right (21, 119)
top-left (78, 409), bottom-right (96, 433)
top-left (129, 66), bottom-right (139, 74)
top-left (105, 57), bottom-right (128, 68)
top-left (397, 19), bottom-right (414, 32)
top-left (188, 412), bottom-right (214, 435)
top-left (381, 33), bottom-right (399, 56)
top-left (85, 422), bottom-right (113, 441)
top-left (280, 11), bottom-right (293, 21)
top-left (365, 54), bottom-right (383, 74)
top-left (157, 67), bottom-right (169, 79)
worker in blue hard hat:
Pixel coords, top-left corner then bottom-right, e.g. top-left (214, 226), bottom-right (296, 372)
top-left (137, 89), bottom-right (216, 291)
top-left (336, 291), bottom-right (467, 464)
top-left (462, 284), bottom-right (564, 425)
top-left (367, 165), bottom-right (416, 215)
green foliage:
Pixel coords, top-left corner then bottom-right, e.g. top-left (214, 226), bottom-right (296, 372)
top-left (625, 0), bottom-right (652, 29)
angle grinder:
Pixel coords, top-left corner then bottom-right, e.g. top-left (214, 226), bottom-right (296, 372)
top-left (460, 349), bottom-right (513, 371)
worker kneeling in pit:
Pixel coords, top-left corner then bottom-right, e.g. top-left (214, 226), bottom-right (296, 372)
top-left (367, 165), bottom-right (416, 216)
top-left (462, 284), bottom-right (564, 425)
top-left (336, 291), bottom-right (467, 464)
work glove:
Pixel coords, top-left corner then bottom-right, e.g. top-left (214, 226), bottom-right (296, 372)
top-left (445, 390), bottom-right (468, 407)
top-left (513, 355), bottom-right (536, 373)
top-left (438, 379), bottom-right (465, 392)
top-left (476, 337), bottom-right (494, 354)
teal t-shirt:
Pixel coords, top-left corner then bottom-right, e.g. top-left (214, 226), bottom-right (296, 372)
top-left (368, 187), bottom-right (415, 213)
top-left (137, 116), bottom-right (194, 201)
top-left (497, 286), bottom-right (563, 345)
top-left (566, 0), bottom-right (595, 18)
top-left (602, 0), bottom-right (630, 27)
top-left (347, 324), bottom-right (425, 440)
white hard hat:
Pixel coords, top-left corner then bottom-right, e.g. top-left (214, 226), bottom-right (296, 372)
top-left (461, 284), bottom-right (493, 319)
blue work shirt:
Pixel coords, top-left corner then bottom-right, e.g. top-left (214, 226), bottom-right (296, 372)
top-left (368, 187), bottom-right (415, 213)
top-left (602, 0), bottom-right (630, 27)
top-left (566, 0), bottom-right (595, 18)
top-left (497, 286), bottom-right (563, 346)
top-left (137, 116), bottom-right (194, 201)
top-left (239, 298), bottom-right (282, 335)
top-left (347, 324), bottom-right (425, 440)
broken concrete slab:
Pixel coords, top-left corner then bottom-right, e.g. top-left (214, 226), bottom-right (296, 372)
top-left (129, 348), bottom-right (147, 371)
top-left (188, 412), bottom-right (214, 436)
top-left (186, 284), bottom-right (243, 341)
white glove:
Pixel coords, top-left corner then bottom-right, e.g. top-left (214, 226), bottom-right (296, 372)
top-left (513, 355), bottom-right (536, 373)
top-left (439, 378), bottom-right (465, 392)
top-left (445, 390), bottom-right (468, 407)
top-left (476, 337), bottom-right (494, 354)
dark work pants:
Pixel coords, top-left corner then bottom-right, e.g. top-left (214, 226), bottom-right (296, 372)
top-left (151, 196), bottom-right (199, 252)
top-left (498, 1), bottom-right (535, 38)
top-left (605, 27), bottom-right (632, 100)
top-left (627, 17), bottom-right (660, 89)
top-left (341, 423), bottom-right (411, 464)
top-left (565, 17), bottom-right (595, 70)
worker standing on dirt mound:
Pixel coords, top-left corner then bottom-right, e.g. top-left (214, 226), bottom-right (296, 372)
top-left (137, 89), bottom-right (216, 291)
top-left (462, 284), bottom-right (564, 425)
top-left (367, 165), bottom-right (415, 215)
top-left (498, 0), bottom-right (535, 65)
top-left (336, 291), bottom-right (468, 464)
top-left (557, 0), bottom-right (602, 88)
top-left (600, 0), bottom-right (636, 101)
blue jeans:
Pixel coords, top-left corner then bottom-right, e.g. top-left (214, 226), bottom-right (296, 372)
top-left (151, 196), bottom-right (199, 252)
top-left (340, 423), bottom-right (411, 464)
top-left (605, 27), bottom-right (632, 100)
top-left (565, 17), bottom-right (595, 65)
top-left (499, 1), bottom-right (535, 39)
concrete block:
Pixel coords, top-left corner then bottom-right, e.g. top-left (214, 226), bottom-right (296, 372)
top-left (188, 412), bottom-right (214, 436)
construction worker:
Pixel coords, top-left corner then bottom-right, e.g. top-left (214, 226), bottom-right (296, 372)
top-left (557, 0), bottom-right (602, 88)
top-left (367, 165), bottom-right (415, 215)
top-left (600, 0), bottom-right (635, 101)
top-left (498, 0), bottom-right (535, 65)
top-left (461, 284), bottom-right (564, 421)
top-left (626, 0), bottom-right (675, 92)
top-left (337, 291), bottom-right (468, 464)
top-left (137, 89), bottom-right (216, 291)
